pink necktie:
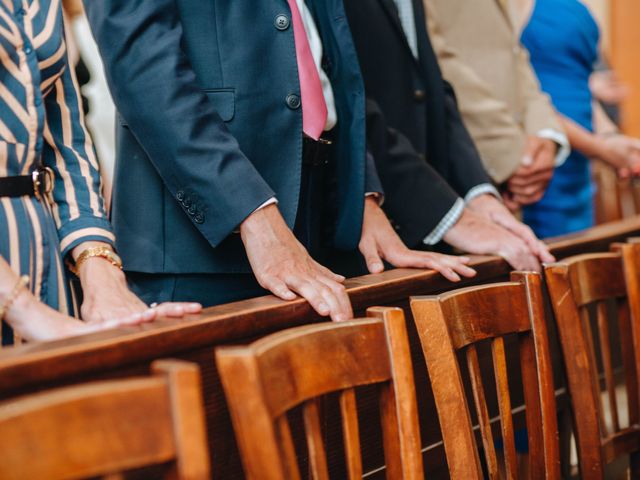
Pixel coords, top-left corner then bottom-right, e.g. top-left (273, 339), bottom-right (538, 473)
top-left (287, 0), bottom-right (328, 140)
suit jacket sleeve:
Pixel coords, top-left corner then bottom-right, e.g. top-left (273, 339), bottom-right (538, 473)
top-left (442, 81), bottom-right (494, 197)
top-left (83, 0), bottom-right (276, 248)
top-left (425, 1), bottom-right (525, 182)
top-left (515, 46), bottom-right (563, 136)
top-left (366, 99), bottom-right (460, 248)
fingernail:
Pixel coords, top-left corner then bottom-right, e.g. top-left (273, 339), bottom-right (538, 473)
top-left (318, 303), bottom-right (329, 314)
top-left (335, 314), bottom-right (348, 322)
top-left (522, 155), bottom-right (533, 166)
top-left (370, 262), bottom-right (383, 272)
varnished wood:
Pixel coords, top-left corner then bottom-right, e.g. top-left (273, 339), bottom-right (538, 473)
top-left (411, 272), bottom-right (561, 479)
top-left (216, 307), bottom-right (423, 480)
top-left (467, 345), bottom-right (499, 479)
top-left (0, 360), bottom-right (209, 480)
top-left (545, 243), bottom-right (640, 479)
top-left (339, 388), bottom-right (362, 479)
top-left (1, 218), bottom-right (640, 479)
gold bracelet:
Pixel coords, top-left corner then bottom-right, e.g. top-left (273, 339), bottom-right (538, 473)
top-left (68, 246), bottom-right (123, 276)
top-left (0, 275), bottom-right (29, 323)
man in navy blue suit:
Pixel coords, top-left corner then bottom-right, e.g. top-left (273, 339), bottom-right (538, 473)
top-left (83, 0), bottom-right (475, 321)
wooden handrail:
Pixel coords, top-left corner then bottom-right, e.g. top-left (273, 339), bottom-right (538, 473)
top-left (1, 216), bottom-right (640, 392)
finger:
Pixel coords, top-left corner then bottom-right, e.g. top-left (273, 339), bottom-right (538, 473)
top-left (287, 276), bottom-right (331, 317)
top-left (537, 241), bottom-right (556, 263)
top-left (387, 250), bottom-right (475, 281)
top-left (314, 262), bottom-right (346, 283)
top-left (153, 303), bottom-right (201, 318)
top-left (508, 169), bottom-right (554, 187)
top-left (359, 238), bottom-right (384, 273)
top-left (318, 277), bottom-right (353, 322)
top-left (261, 276), bottom-right (297, 301)
top-left (513, 190), bottom-right (545, 205)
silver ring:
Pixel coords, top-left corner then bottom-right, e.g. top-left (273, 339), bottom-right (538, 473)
top-left (150, 302), bottom-right (158, 308)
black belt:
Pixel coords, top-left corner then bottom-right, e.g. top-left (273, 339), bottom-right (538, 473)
top-left (303, 135), bottom-right (334, 166)
top-left (0, 167), bottom-right (53, 201)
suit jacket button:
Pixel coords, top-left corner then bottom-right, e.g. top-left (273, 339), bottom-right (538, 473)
top-left (188, 204), bottom-right (197, 215)
top-left (176, 190), bottom-right (185, 201)
top-left (182, 197), bottom-right (192, 208)
top-left (194, 213), bottom-right (205, 224)
top-left (274, 14), bottom-right (290, 31)
top-left (286, 94), bottom-right (301, 110)
top-left (414, 90), bottom-right (426, 102)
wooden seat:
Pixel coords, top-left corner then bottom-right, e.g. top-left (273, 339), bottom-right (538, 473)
top-left (545, 243), bottom-right (640, 479)
top-left (410, 272), bottom-right (560, 480)
top-left (215, 307), bottom-right (423, 480)
top-left (0, 359), bottom-right (210, 480)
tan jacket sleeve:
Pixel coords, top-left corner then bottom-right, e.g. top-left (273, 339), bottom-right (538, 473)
top-left (516, 45), bottom-right (563, 136)
top-left (424, 1), bottom-right (525, 182)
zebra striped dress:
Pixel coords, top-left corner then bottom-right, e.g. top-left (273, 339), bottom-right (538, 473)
top-left (0, 0), bottom-right (114, 344)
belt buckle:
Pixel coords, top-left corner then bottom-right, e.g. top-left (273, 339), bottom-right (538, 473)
top-left (32, 167), bottom-right (54, 202)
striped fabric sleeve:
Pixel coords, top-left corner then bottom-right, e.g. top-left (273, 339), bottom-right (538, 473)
top-left (41, 24), bottom-right (114, 258)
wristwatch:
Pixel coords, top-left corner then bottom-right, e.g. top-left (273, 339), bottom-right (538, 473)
top-left (68, 246), bottom-right (123, 276)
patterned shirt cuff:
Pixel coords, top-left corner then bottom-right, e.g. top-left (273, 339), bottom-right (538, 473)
top-left (58, 217), bottom-right (116, 258)
top-left (464, 183), bottom-right (501, 204)
top-left (423, 198), bottom-right (465, 246)
top-left (537, 129), bottom-right (571, 167)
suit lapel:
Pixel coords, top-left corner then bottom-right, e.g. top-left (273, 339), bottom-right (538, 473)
top-left (495, 0), bottom-right (515, 29)
top-left (375, 0), bottom-right (420, 66)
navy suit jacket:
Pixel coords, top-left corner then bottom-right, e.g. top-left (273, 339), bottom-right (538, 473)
top-left (84, 0), bottom-right (379, 274)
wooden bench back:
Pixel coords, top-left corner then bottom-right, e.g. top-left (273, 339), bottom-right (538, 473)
top-left (545, 246), bottom-right (640, 479)
top-left (0, 360), bottom-right (210, 480)
top-left (215, 307), bottom-right (423, 480)
top-left (410, 272), bottom-right (560, 480)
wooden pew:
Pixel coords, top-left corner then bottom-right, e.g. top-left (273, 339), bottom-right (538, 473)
top-left (1, 217), bottom-right (640, 479)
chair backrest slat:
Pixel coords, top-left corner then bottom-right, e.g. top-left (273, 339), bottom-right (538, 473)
top-left (519, 332), bottom-right (544, 479)
top-left (492, 336), bottom-right (519, 479)
top-left (579, 305), bottom-right (609, 437)
top-left (339, 388), bottom-right (363, 479)
top-left (596, 301), bottom-right (620, 433)
top-left (303, 398), bottom-right (330, 480)
top-left (0, 360), bottom-right (209, 480)
top-left (466, 345), bottom-right (500, 480)
top-left (545, 245), bottom-right (640, 478)
top-left (412, 272), bottom-right (560, 480)
top-left (617, 299), bottom-right (639, 426)
top-left (217, 307), bottom-right (424, 480)
top-left (275, 415), bottom-right (302, 480)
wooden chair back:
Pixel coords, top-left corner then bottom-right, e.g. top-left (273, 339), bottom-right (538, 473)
top-left (410, 272), bottom-right (560, 480)
top-left (0, 360), bottom-right (210, 480)
top-left (215, 307), bottom-right (423, 480)
top-left (545, 244), bottom-right (640, 479)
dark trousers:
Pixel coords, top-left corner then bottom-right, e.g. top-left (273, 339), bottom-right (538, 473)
top-left (128, 143), bottom-right (335, 308)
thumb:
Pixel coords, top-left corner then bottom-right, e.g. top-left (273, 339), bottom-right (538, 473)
top-left (359, 239), bottom-right (384, 274)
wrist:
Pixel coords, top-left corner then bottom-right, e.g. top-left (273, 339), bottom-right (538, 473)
top-left (239, 203), bottom-right (281, 239)
top-left (69, 244), bottom-right (122, 277)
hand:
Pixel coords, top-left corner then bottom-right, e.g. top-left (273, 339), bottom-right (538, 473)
top-left (358, 197), bottom-right (476, 281)
top-left (467, 194), bottom-right (555, 266)
top-left (73, 243), bottom-right (202, 324)
top-left (506, 136), bottom-right (556, 206)
top-left (240, 204), bottom-right (352, 322)
top-left (443, 208), bottom-right (541, 271)
top-left (590, 70), bottom-right (630, 105)
top-left (597, 134), bottom-right (640, 177)
top-left (5, 286), bottom-right (161, 342)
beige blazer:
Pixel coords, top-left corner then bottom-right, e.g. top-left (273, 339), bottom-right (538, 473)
top-left (424, 0), bottom-right (563, 182)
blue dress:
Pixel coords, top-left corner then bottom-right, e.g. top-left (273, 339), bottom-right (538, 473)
top-left (521, 0), bottom-right (599, 238)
